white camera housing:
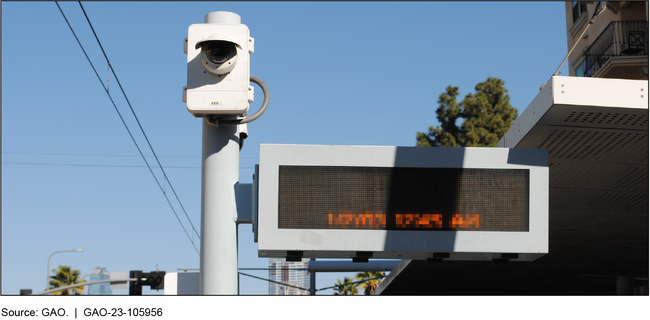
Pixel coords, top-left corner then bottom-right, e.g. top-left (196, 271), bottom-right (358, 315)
top-left (185, 23), bottom-right (254, 117)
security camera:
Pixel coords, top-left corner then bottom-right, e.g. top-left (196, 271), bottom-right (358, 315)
top-left (185, 23), bottom-right (254, 117)
top-left (197, 37), bottom-right (239, 75)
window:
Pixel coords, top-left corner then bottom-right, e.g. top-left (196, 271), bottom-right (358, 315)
top-left (576, 64), bottom-right (584, 77)
top-left (583, 56), bottom-right (592, 77)
top-left (572, 1), bottom-right (588, 23)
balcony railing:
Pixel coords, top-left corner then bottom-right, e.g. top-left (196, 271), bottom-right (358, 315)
top-left (583, 21), bottom-right (648, 77)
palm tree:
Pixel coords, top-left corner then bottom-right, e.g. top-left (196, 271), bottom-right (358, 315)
top-left (49, 265), bottom-right (86, 295)
top-left (333, 276), bottom-right (358, 295)
top-left (355, 271), bottom-right (385, 295)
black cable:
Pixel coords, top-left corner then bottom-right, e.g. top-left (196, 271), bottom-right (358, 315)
top-left (238, 272), bottom-right (310, 292)
top-left (2, 161), bottom-right (200, 169)
top-left (206, 76), bottom-right (270, 127)
top-left (55, 1), bottom-right (199, 255)
top-left (77, 1), bottom-right (200, 242)
top-left (2, 151), bottom-right (258, 159)
top-left (239, 272), bottom-right (385, 293)
top-left (318, 276), bottom-right (385, 292)
top-left (2, 161), bottom-right (254, 169)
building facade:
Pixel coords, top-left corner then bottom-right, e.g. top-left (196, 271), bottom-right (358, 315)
top-left (565, 1), bottom-right (648, 79)
top-left (87, 266), bottom-right (112, 295)
top-left (268, 258), bottom-right (311, 295)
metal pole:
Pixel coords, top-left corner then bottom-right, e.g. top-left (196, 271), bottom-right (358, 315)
top-left (200, 115), bottom-right (241, 294)
top-left (33, 278), bottom-right (135, 296)
top-left (309, 258), bottom-right (316, 295)
top-left (199, 11), bottom-right (242, 294)
top-left (46, 249), bottom-right (83, 291)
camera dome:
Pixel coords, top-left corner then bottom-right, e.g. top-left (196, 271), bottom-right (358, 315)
top-left (196, 35), bottom-right (240, 75)
top-left (205, 42), bottom-right (233, 64)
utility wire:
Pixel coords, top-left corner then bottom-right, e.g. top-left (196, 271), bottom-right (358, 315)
top-left (2, 161), bottom-right (205, 169)
top-left (238, 272), bottom-right (386, 293)
top-left (318, 276), bottom-right (386, 292)
top-left (238, 272), bottom-right (310, 292)
top-left (55, 1), bottom-right (199, 255)
top-left (3, 151), bottom-right (199, 158)
top-left (77, 1), bottom-right (200, 243)
top-left (2, 161), bottom-right (254, 169)
top-left (2, 151), bottom-right (259, 159)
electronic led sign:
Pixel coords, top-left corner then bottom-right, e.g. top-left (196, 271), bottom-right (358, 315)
top-left (278, 166), bottom-right (528, 231)
top-left (256, 145), bottom-right (549, 262)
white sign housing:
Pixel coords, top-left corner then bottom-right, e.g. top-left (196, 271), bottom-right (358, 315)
top-left (256, 145), bottom-right (549, 262)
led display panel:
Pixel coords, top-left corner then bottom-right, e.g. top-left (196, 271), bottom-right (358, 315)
top-left (278, 166), bottom-right (529, 231)
top-left (256, 145), bottom-right (549, 261)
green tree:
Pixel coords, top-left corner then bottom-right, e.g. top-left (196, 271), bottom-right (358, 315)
top-left (355, 271), bottom-right (385, 295)
top-left (416, 77), bottom-right (518, 147)
top-left (333, 277), bottom-right (358, 295)
top-left (49, 265), bottom-right (86, 295)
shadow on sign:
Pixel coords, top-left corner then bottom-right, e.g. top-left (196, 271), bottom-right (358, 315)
top-left (382, 147), bottom-right (466, 253)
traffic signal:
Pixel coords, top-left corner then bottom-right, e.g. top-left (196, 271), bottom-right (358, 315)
top-left (129, 270), bottom-right (143, 295)
top-left (128, 270), bottom-right (166, 295)
top-left (145, 271), bottom-right (166, 291)
top-left (184, 14), bottom-right (254, 118)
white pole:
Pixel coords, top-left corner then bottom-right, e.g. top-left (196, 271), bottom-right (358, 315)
top-left (199, 9), bottom-right (243, 296)
top-left (200, 117), bottom-right (241, 295)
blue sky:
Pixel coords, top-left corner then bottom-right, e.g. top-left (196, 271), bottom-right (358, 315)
top-left (2, 1), bottom-right (570, 298)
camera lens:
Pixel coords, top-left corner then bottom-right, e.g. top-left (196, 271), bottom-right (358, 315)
top-left (205, 43), bottom-right (231, 64)
top-left (198, 40), bottom-right (238, 75)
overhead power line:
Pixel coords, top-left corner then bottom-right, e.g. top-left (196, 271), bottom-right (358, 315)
top-left (238, 272), bottom-right (310, 292)
top-left (238, 273), bottom-right (386, 293)
top-left (77, 1), bottom-right (202, 244)
top-left (55, 1), bottom-right (199, 254)
top-left (3, 161), bottom-right (201, 169)
top-left (317, 276), bottom-right (385, 292)
top-left (2, 161), bottom-right (254, 169)
top-left (2, 151), bottom-right (199, 159)
top-left (2, 151), bottom-right (258, 159)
